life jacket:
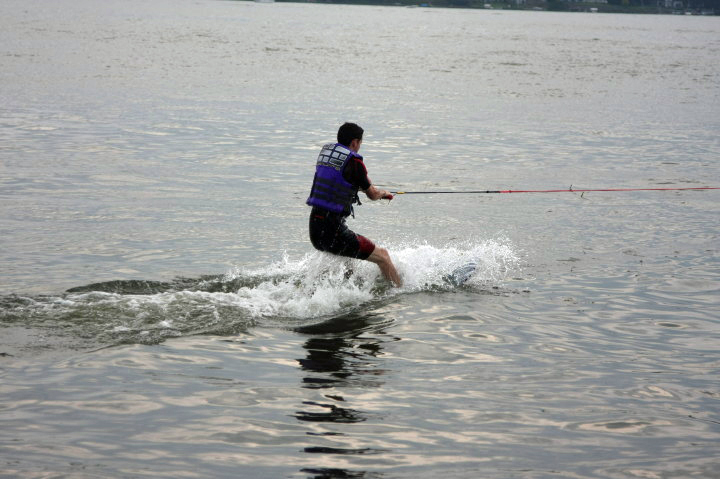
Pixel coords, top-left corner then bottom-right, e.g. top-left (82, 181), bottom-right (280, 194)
top-left (306, 143), bottom-right (361, 216)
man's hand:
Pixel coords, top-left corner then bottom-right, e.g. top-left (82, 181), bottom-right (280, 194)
top-left (364, 185), bottom-right (394, 201)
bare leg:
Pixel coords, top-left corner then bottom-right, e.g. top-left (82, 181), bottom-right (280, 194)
top-left (367, 247), bottom-right (403, 287)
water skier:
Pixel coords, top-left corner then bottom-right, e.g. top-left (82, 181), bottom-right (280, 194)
top-left (307, 123), bottom-right (403, 287)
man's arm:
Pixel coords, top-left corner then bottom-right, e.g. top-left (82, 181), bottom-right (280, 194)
top-left (363, 184), bottom-right (394, 201)
top-left (347, 157), bottom-right (393, 201)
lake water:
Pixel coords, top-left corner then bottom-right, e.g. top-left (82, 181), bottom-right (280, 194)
top-left (1, 0), bottom-right (719, 477)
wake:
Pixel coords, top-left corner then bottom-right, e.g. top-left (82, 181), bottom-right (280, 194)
top-left (0, 239), bottom-right (520, 347)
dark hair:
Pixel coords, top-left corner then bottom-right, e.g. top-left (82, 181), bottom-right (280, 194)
top-left (337, 122), bottom-right (363, 147)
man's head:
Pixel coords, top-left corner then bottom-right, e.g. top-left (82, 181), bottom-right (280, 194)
top-left (337, 122), bottom-right (364, 152)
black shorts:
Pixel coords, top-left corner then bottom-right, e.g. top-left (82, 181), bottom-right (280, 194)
top-left (309, 207), bottom-right (376, 260)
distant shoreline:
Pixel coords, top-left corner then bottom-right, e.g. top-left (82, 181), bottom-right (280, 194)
top-left (252, 0), bottom-right (719, 15)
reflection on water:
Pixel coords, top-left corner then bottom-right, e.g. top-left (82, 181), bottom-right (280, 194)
top-left (296, 315), bottom-right (395, 478)
top-left (298, 335), bottom-right (387, 390)
top-left (296, 400), bottom-right (370, 424)
top-left (300, 341), bottom-right (382, 392)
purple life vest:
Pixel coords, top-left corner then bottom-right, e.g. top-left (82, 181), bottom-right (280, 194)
top-left (306, 143), bottom-right (361, 216)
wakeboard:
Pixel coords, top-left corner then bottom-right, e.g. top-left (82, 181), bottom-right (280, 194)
top-left (445, 262), bottom-right (477, 286)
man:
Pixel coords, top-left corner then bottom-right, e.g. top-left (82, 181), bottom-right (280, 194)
top-left (307, 123), bottom-right (403, 287)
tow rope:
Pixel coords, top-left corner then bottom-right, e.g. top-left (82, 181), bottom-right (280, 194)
top-left (392, 186), bottom-right (719, 195)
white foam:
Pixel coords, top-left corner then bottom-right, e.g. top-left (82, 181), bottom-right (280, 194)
top-left (47, 239), bottom-right (519, 337)
top-left (227, 252), bottom-right (377, 320)
top-left (223, 238), bottom-right (520, 320)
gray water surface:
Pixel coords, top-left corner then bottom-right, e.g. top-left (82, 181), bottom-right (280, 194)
top-left (1, 1), bottom-right (719, 477)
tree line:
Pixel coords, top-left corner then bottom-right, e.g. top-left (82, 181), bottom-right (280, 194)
top-left (289, 0), bottom-right (718, 12)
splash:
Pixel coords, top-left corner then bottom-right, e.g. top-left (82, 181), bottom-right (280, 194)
top-left (0, 239), bottom-right (519, 350)
top-left (224, 238), bottom-right (519, 321)
top-left (393, 239), bottom-right (519, 291)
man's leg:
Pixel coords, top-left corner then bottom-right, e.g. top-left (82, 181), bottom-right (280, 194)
top-left (367, 246), bottom-right (403, 287)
